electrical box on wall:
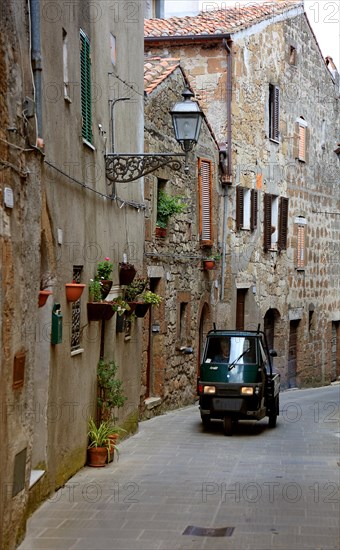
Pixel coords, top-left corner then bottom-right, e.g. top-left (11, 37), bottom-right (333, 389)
top-left (51, 303), bottom-right (63, 344)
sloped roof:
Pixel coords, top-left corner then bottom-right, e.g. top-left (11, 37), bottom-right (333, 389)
top-left (145, 0), bottom-right (303, 38)
top-left (144, 57), bottom-right (181, 94)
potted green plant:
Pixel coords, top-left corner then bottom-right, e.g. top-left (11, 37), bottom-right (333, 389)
top-left (156, 191), bottom-right (186, 237)
top-left (96, 257), bottom-right (114, 299)
top-left (97, 358), bottom-right (127, 423)
top-left (203, 253), bottom-right (221, 271)
top-left (111, 296), bottom-right (131, 316)
top-left (87, 417), bottom-right (112, 467)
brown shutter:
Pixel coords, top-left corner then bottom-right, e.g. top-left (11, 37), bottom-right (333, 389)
top-left (293, 122), bottom-right (299, 159)
top-left (278, 197), bottom-right (289, 251)
top-left (297, 225), bottom-right (305, 268)
top-left (236, 187), bottom-right (244, 230)
top-left (304, 127), bottom-right (309, 164)
top-left (263, 194), bottom-right (272, 251)
top-left (270, 85), bottom-right (280, 141)
top-left (298, 125), bottom-right (306, 161)
top-left (198, 159), bottom-right (212, 245)
top-left (250, 189), bottom-right (258, 231)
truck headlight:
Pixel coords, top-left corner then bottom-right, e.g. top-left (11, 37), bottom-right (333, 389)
top-left (241, 387), bottom-right (254, 395)
top-left (204, 386), bottom-right (216, 394)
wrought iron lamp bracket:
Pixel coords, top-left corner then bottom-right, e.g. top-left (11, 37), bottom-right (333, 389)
top-left (105, 153), bottom-right (185, 184)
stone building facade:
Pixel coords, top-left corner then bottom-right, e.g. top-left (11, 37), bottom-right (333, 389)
top-left (1, 1), bottom-right (145, 547)
top-left (141, 59), bottom-right (221, 416)
top-left (145, 1), bottom-right (340, 388)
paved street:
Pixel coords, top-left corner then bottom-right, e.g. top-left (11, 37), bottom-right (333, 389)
top-left (18, 385), bottom-right (340, 550)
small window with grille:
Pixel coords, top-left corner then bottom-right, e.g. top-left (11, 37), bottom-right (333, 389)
top-left (71, 266), bottom-right (83, 352)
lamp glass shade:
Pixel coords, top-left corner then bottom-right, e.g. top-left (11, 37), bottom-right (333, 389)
top-left (170, 88), bottom-right (203, 147)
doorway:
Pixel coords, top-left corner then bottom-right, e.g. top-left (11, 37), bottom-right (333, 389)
top-left (288, 320), bottom-right (299, 388)
top-left (236, 289), bottom-right (247, 330)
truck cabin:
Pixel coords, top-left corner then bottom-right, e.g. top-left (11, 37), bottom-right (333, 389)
top-left (202, 334), bottom-right (269, 384)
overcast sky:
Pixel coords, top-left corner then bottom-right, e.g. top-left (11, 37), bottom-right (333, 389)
top-left (165, 1), bottom-right (340, 69)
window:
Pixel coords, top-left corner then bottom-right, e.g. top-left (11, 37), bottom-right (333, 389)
top-left (110, 33), bottom-right (116, 66)
top-left (269, 84), bottom-right (280, 142)
top-left (289, 45), bottom-right (297, 66)
top-left (263, 195), bottom-right (288, 251)
top-left (295, 117), bottom-right (308, 162)
top-left (236, 187), bottom-right (258, 231)
top-left (71, 266), bottom-right (83, 352)
top-left (176, 292), bottom-right (191, 348)
top-left (80, 29), bottom-right (92, 144)
top-left (198, 159), bottom-right (213, 245)
top-left (63, 29), bottom-right (70, 101)
top-left (152, 0), bottom-right (164, 17)
top-left (295, 218), bottom-right (306, 269)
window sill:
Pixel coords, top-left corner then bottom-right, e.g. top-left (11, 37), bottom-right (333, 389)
top-left (82, 139), bottom-right (95, 151)
top-left (71, 348), bottom-right (84, 357)
top-left (64, 95), bottom-right (72, 104)
top-left (296, 267), bottom-right (305, 272)
top-left (269, 138), bottom-right (279, 145)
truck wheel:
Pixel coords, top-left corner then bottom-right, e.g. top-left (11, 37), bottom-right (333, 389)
top-left (201, 414), bottom-right (211, 428)
top-left (223, 415), bottom-right (233, 436)
top-left (268, 396), bottom-right (279, 428)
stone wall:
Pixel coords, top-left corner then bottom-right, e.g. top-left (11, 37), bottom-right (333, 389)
top-left (144, 10), bottom-right (340, 389)
top-left (141, 67), bottom-right (220, 416)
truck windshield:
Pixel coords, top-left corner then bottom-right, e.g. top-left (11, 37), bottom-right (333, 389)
top-left (205, 336), bottom-right (257, 365)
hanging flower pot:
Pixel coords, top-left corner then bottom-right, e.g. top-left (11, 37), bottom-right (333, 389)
top-left (87, 302), bottom-right (115, 321)
top-left (65, 283), bottom-right (86, 302)
top-left (100, 280), bottom-right (113, 300)
top-left (203, 260), bottom-right (216, 271)
top-left (134, 302), bottom-right (151, 318)
top-left (119, 263), bottom-right (137, 286)
top-left (38, 290), bottom-right (52, 307)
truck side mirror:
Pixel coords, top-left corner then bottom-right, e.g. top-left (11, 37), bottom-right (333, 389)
top-left (269, 349), bottom-right (277, 357)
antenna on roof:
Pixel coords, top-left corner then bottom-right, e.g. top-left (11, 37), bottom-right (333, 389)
top-left (257, 324), bottom-right (261, 333)
top-left (213, 323), bottom-right (216, 331)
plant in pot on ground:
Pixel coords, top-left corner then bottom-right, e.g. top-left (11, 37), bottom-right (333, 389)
top-left (156, 190), bottom-right (186, 236)
top-left (87, 417), bottom-right (112, 467)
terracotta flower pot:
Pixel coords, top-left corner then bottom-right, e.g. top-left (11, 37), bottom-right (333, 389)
top-left (38, 290), bottom-right (52, 307)
top-left (87, 447), bottom-right (108, 467)
top-left (203, 260), bottom-right (216, 271)
top-left (119, 263), bottom-right (137, 286)
top-left (87, 302), bottom-right (115, 321)
top-left (65, 283), bottom-right (86, 302)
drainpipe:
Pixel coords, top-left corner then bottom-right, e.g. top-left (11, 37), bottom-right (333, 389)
top-left (220, 38), bottom-right (233, 301)
top-left (29, 0), bottom-right (42, 140)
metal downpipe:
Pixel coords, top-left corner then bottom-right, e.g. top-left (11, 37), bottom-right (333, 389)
top-left (30, 0), bottom-right (42, 139)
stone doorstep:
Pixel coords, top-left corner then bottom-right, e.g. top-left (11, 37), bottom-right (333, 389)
top-left (144, 397), bottom-right (162, 410)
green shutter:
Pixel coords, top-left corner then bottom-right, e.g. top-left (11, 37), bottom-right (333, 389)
top-left (80, 30), bottom-right (92, 143)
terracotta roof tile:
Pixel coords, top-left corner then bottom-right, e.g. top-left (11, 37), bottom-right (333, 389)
top-left (144, 57), bottom-right (181, 94)
top-left (145, 1), bottom-right (302, 37)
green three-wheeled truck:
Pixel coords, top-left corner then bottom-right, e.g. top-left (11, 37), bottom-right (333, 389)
top-left (198, 328), bottom-right (280, 435)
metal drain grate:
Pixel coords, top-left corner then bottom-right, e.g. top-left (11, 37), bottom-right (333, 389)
top-left (183, 526), bottom-right (235, 537)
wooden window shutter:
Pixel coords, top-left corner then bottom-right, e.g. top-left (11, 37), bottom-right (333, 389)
top-left (298, 125), bottom-right (306, 161)
top-left (278, 197), bottom-right (289, 251)
top-left (250, 189), bottom-right (258, 231)
top-left (263, 194), bottom-right (272, 251)
top-left (236, 187), bottom-right (244, 230)
top-left (198, 159), bottom-right (212, 245)
top-left (297, 225), bottom-right (305, 268)
top-left (293, 122), bottom-right (300, 159)
top-left (80, 30), bottom-right (92, 143)
top-left (269, 85), bottom-right (280, 141)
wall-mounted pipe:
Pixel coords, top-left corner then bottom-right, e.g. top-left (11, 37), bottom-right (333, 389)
top-left (29, 0), bottom-right (42, 139)
top-left (223, 38), bottom-right (233, 181)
